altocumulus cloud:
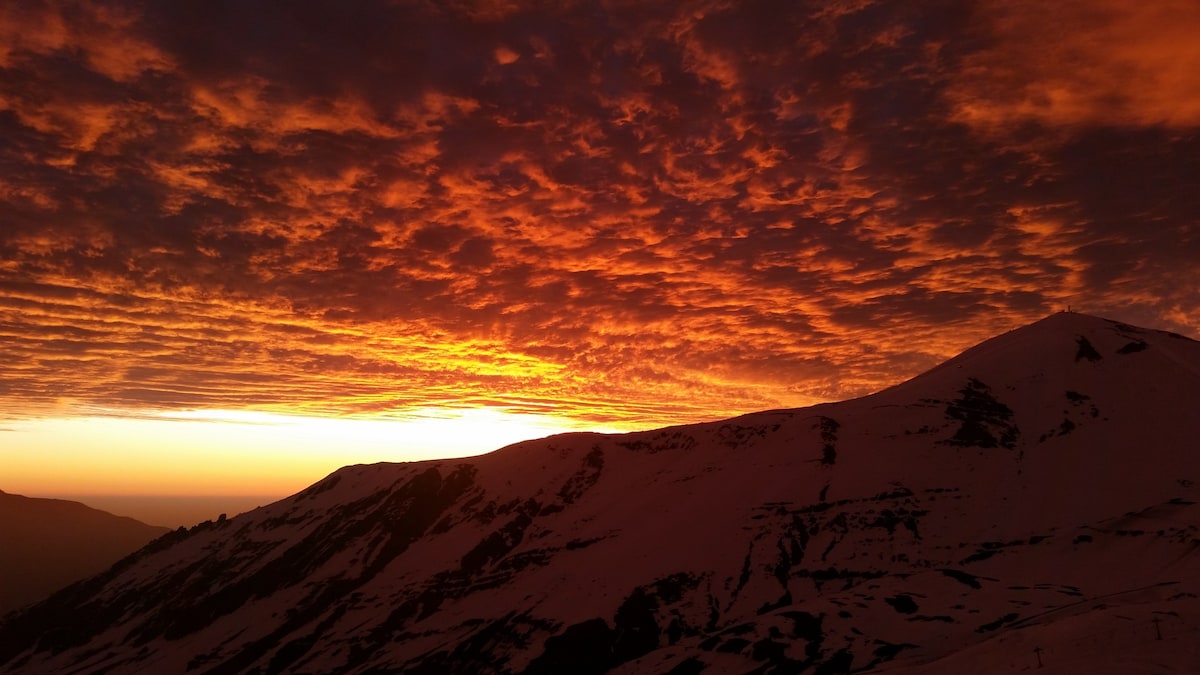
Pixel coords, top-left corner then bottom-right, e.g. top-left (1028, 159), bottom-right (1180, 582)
top-left (0, 0), bottom-right (1197, 424)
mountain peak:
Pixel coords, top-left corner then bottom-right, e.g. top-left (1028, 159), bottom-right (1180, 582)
top-left (1001, 309), bottom-right (1193, 345)
top-left (873, 311), bottom-right (1198, 405)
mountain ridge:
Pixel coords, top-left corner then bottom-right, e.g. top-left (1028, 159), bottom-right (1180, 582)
top-left (0, 491), bottom-right (171, 617)
top-left (2, 312), bottom-right (1199, 674)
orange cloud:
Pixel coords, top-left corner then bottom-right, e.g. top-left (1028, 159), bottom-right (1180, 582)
top-left (494, 46), bottom-right (520, 65)
top-left (0, 0), bottom-right (1197, 434)
top-left (0, 2), bottom-right (170, 79)
top-left (949, 0), bottom-right (1200, 131)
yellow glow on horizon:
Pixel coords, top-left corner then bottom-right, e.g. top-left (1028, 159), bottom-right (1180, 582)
top-left (1, 407), bottom-right (634, 497)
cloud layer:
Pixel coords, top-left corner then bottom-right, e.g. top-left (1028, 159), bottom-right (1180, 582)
top-left (2, 0), bottom-right (1198, 425)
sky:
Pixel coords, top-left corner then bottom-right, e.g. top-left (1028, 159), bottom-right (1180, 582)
top-left (2, 1), bottom-right (1199, 505)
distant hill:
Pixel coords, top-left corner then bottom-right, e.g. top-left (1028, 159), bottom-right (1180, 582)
top-left (47, 493), bottom-right (285, 529)
top-left (0, 491), bottom-right (170, 615)
top-left (2, 313), bottom-right (1200, 673)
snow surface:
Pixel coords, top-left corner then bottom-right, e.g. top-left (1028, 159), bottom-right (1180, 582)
top-left (1, 312), bottom-right (1198, 674)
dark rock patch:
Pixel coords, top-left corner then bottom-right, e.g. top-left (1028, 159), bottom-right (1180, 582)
top-left (612, 586), bottom-right (662, 663)
top-left (797, 567), bottom-right (886, 592)
top-left (961, 549), bottom-right (997, 564)
top-left (869, 508), bottom-right (926, 539)
top-left (943, 378), bottom-right (1019, 449)
top-left (527, 574), bottom-right (703, 673)
top-left (781, 610), bottom-right (824, 644)
top-left (557, 447), bottom-right (605, 505)
top-left (1117, 340), bottom-right (1148, 354)
top-left (872, 640), bottom-right (918, 661)
top-left (940, 569), bottom-right (983, 589)
top-left (565, 536), bottom-right (608, 551)
top-left (817, 416), bottom-right (840, 466)
top-left (652, 573), bottom-right (702, 605)
top-left (752, 638), bottom-right (789, 662)
top-left (617, 430), bottom-right (698, 454)
top-left (460, 500), bottom-right (539, 574)
top-left (814, 648), bottom-right (854, 674)
top-left (405, 612), bottom-right (549, 674)
top-left (715, 637), bottom-right (751, 654)
top-left (1075, 336), bottom-right (1102, 362)
top-left (1065, 390), bottom-right (1090, 404)
top-left (523, 618), bottom-right (614, 675)
top-left (716, 423), bottom-right (781, 449)
top-left (885, 594), bottom-right (919, 614)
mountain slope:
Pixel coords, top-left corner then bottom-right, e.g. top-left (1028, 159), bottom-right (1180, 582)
top-left (0, 492), bottom-right (170, 616)
top-left (2, 312), bottom-right (1199, 673)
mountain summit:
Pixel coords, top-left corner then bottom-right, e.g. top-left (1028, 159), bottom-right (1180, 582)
top-left (3, 313), bottom-right (1199, 674)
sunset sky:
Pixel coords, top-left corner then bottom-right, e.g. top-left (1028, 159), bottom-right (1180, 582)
top-left (3, 1), bottom-right (1199, 505)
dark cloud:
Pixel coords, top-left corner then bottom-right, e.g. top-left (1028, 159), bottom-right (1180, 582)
top-left (0, 0), bottom-right (1197, 425)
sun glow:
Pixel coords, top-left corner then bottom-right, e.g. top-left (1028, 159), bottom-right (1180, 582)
top-left (1, 408), bottom-right (629, 498)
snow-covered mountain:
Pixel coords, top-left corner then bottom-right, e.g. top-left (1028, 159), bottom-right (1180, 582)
top-left (0, 491), bottom-right (169, 616)
top-left (2, 312), bottom-right (1199, 674)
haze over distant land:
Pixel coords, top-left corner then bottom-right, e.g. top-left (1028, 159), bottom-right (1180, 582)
top-left (41, 494), bottom-right (284, 530)
top-left (4, 313), bottom-right (1199, 673)
top-left (2, 1), bottom-right (1199, 499)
